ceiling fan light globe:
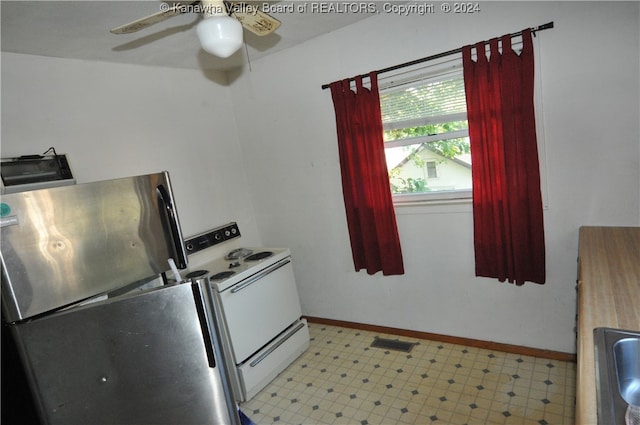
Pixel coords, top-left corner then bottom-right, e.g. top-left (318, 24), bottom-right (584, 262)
top-left (196, 16), bottom-right (243, 58)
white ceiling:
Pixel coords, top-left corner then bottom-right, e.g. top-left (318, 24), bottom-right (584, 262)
top-left (1, 1), bottom-right (376, 71)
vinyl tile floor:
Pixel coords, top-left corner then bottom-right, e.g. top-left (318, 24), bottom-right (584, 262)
top-left (240, 323), bottom-right (576, 425)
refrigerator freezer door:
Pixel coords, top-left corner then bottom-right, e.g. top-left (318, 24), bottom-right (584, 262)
top-left (1, 171), bottom-right (187, 322)
top-left (12, 282), bottom-right (234, 425)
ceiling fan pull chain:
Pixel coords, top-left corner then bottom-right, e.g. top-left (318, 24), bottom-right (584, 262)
top-left (244, 40), bottom-right (252, 72)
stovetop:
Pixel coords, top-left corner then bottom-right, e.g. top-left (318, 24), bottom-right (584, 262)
top-left (181, 222), bottom-right (291, 291)
top-left (183, 247), bottom-right (290, 293)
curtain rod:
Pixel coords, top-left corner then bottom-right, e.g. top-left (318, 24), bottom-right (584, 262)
top-left (321, 21), bottom-right (554, 90)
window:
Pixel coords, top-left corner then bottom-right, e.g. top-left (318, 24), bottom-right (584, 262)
top-left (380, 68), bottom-right (471, 203)
top-left (426, 160), bottom-right (438, 179)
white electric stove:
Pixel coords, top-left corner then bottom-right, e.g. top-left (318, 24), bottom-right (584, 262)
top-left (181, 223), bottom-right (309, 402)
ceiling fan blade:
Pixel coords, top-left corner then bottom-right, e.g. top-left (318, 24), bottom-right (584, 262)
top-left (230, 2), bottom-right (281, 36)
top-left (110, 1), bottom-right (199, 34)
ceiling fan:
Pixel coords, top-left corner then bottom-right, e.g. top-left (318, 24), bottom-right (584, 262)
top-left (110, 0), bottom-right (281, 58)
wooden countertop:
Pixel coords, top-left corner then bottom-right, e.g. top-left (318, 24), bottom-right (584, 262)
top-left (576, 226), bottom-right (640, 425)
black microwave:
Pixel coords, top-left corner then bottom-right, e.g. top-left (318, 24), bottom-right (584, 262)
top-left (1, 154), bottom-right (75, 194)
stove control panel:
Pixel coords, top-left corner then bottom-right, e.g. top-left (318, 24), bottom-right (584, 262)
top-left (184, 222), bottom-right (240, 255)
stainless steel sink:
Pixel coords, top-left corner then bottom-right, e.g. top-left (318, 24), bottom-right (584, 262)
top-left (594, 327), bottom-right (640, 424)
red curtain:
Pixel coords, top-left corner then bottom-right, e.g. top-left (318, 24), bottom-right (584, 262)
top-left (329, 72), bottom-right (404, 276)
top-left (462, 29), bottom-right (545, 285)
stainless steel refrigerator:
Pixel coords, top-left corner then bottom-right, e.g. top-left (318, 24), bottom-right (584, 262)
top-left (1, 172), bottom-right (241, 425)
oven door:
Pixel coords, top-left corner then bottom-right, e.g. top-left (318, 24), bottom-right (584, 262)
top-left (218, 257), bottom-right (301, 363)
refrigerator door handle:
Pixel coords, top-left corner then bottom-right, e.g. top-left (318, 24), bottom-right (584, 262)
top-left (156, 182), bottom-right (188, 269)
top-left (192, 282), bottom-right (217, 368)
top-left (191, 278), bottom-right (241, 425)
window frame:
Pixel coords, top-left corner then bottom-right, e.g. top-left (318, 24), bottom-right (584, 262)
top-left (380, 67), bottom-right (472, 204)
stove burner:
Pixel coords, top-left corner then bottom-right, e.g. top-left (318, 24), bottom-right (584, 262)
top-left (225, 248), bottom-right (254, 260)
top-left (185, 270), bottom-right (209, 279)
top-left (210, 271), bottom-right (236, 280)
top-left (244, 251), bottom-right (273, 262)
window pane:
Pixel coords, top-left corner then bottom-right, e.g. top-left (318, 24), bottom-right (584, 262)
top-left (380, 74), bottom-right (466, 126)
top-left (386, 137), bottom-right (471, 195)
top-left (380, 69), bottom-right (471, 199)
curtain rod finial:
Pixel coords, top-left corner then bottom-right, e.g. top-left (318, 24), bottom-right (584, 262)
top-left (532, 22), bottom-right (553, 37)
top-left (538, 22), bottom-right (554, 31)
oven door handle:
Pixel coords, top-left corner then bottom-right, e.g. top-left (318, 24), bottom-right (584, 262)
top-left (249, 321), bottom-right (306, 367)
top-left (230, 258), bottom-right (291, 294)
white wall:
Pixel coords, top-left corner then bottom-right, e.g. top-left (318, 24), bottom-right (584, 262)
top-left (228, 1), bottom-right (640, 353)
top-left (1, 54), bottom-right (261, 249)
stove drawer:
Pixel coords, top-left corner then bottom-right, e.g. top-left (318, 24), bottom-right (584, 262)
top-left (238, 319), bottom-right (310, 401)
top-left (218, 258), bottom-right (302, 362)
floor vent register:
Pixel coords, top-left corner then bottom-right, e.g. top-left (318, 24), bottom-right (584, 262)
top-left (370, 337), bottom-right (417, 353)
